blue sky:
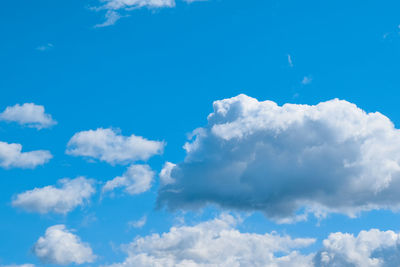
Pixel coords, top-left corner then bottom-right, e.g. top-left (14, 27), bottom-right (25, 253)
top-left (2, 0), bottom-right (400, 266)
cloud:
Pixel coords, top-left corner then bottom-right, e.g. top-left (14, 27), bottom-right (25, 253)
top-left (0, 103), bottom-right (57, 129)
top-left (159, 162), bottom-right (176, 186)
top-left (0, 265), bottom-right (35, 267)
top-left (314, 229), bottom-right (400, 267)
top-left (128, 215), bottom-right (147, 229)
top-left (33, 225), bottom-right (96, 265)
top-left (288, 54), bottom-right (294, 67)
top-left (36, 43), bottom-right (53, 51)
top-left (158, 94), bottom-right (400, 221)
top-left (0, 141), bottom-right (52, 169)
top-left (12, 177), bottom-right (96, 214)
top-left (95, 10), bottom-right (122, 28)
top-left (302, 76), bottom-right (312, 85)
top-left (102, 164), bottom-right (154, 195)
top-left (66, 128), bottom-right (164, 165)
top-left (94, 0), bottom-right (203, 26)
top-left (105, 214), bottom-right (315, 267)
top-left (95, 0), bottom-right (175, 26)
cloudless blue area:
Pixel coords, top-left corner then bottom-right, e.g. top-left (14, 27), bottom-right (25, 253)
top-left (1, 0), bottom-right (400, 265)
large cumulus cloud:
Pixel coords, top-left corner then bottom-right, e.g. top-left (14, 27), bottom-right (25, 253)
top-left (158, 94), bottom-right (400, 220)
top-left (104, 214), bottom-right (400, 267)
top-left (105, 214), bottom-right (315, 267)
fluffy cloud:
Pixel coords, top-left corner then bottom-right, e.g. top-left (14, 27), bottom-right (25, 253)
top-left (314, 229), bottom-right (400, 267)
top-left (102, 164), bottom-right (154, 195)
top-left (12, 177), bottom-right (95, 214)
top-left (33, 225), bottom-right (96, 265)
top-left (66, 128), bottom-right (164, 165)
top-left (30, 219), bottom-right (400, 267)
top-left (0, 103), bottom-right (56, 129)
top-left (158, 94), bottom-right (400, 221)
top-left (105, 214), bottom-right (315, 267)
top-left (159, 162), bottom-right (176, 186)
top-left (0, 141), bottom-right (52, 169)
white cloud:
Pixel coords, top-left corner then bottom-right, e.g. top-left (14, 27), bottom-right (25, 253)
top-left (302, 76), bottom-right (312, 85)
top-left (159, 162), bottom-right (176, 186)
top-left (95, 10), bottom-right (122, 28)
top-left (96, 0), bottom-right (175, 26)
top-left (158, 94), bottom-right (400, 221)
top-left (102, 164), bottom-right (154, 195)
top-left (12, 177), bottom-right (95, 214)
top-left (0, 141), bottom-right (52, 169)
top-left (33, 225), bottom-right (96, 265)
top-left (102, 0), bottom-right (175, 11)
top-left (128, 215), bottom-right (147, 228)
top-left (36, 43), bottom-right (53, 51)
top-left (95, 0), bottom-right (203, 26)
top-left (288, 54), bottom-right (293, 67)
top-left (105, 214), bottom-right (315, 267)
top-left (66, 128), bottom-right (164, 165)
top-left (314, 229), bottom-right (400, 267)
top-left (0, 103), bottom-right (57, 129)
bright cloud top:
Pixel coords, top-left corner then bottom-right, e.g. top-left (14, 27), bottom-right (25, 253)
top-left (158, 94), bottom-right (400, 221)
top-left (314, 229), bottom-right (400, 266)
top-left (102, 214), bottom-right (400, 267)
top-left (106, 214), bottom-right (315, 267)
top-left (12, 177), bottom-right (95, 214)
top-left (0, 141), bottom-right (52, 169)
top-left (0, 103), bottom-right (56, 129)
top-left (103, 164), bottom-right (154, 195)
top-left (66, 128), bottom-right (164, 165)
top-left (33, 225), bottom-right (96, 265)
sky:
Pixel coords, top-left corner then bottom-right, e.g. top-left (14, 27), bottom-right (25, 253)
top-left (2, 0), bottom-right (400, 266)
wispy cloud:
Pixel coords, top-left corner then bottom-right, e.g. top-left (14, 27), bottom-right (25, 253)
top-left (301, 76), bottom-right (312, 85)
top-left (128, 215), bottom-right (147, 229)
top-left (288, 54), bottom-right (293, 67)
top-left (94, 0), bottom-right (204, 27)
top-left (36, 43), bottom-right (53, 51)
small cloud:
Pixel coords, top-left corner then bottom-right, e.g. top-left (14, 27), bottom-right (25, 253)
top-left (12, 177), bottom-right (96, 214)
top-left (128, 215), bottom-right (147, 229)
top-left (36, 43), bottom-right (53, 51)
top-left (66, 128), bottom-right (164, 165)
top-left (301, 76), bottom-right (312, 85)
top-left (0, 103), bottom-right (57, 129)
top-left (288, 54), bottom-right (293, 67)
top-left (102, 164), bottom-right (155, 195)
top-left (33, 225), bottom-right (96, 265)
top-left (0, 141), bottom-right (52, 169)
top-left (95, 10), bottom-right (121, 28)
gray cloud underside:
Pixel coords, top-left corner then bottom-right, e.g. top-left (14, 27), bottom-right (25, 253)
top-left (158, 94), bottom-right (400, 221)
